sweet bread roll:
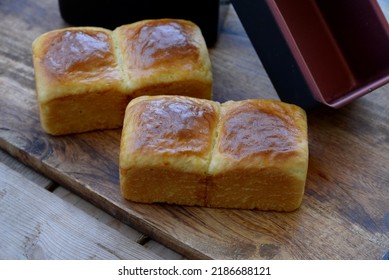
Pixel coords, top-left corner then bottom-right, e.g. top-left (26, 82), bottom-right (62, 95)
top-left (113, 19), bottom-right (212, 99)
top-left (120, 96), bottom-right (308, 211)
top-left (32, 27), bottom-right (129, 135)
top-left (32, 19), bottom-right (212, 135)
top-left (207, 100), bottom-right (308, 211)
top-left (120, 95), bottom-right (219, 206)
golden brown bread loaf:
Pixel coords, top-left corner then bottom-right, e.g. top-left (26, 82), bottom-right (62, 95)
top-left (32, 26), bottom-right (128, 135)
top-left (120, 95), bottom-right (308, 211)
top-left (113, 19), bottom-right (212, 99)
top-left (31, 19), bottom-right (212, 135)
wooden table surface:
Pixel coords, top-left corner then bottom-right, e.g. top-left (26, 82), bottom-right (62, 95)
top-left (1, 0), bottom-right (388, 260)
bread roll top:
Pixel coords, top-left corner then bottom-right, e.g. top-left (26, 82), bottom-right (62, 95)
top-left (120, 95), bottom-right (219, 173)
top-left (209, 99), bottom-right (308, 174)
top-left (32, 27), bottom-right (123, 103)
top-left (113, 19), bottom-right (212, 95)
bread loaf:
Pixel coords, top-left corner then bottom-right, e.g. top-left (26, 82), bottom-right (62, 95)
top-left (113, 19), bottom-right (212, 100)
top-left (120, 95), bottom-right (308, 211)
top-left (32, 19), bottom-right (212, 135)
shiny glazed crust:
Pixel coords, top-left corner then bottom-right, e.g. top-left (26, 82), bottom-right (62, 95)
top-left (120, 95), bottom-right (219, 206)
top-left (31, 20), bottom-right (212, 135)
top-left (32, 27), bottom-right (127, 135)
top-left (32, 27), bottom-right (125, 103)
top-left (207, 100), bottom-right (308, 211)
top-left (120, 96), bottom-right (308, 211)
top-left (113, 19), bottom-right (212, 99)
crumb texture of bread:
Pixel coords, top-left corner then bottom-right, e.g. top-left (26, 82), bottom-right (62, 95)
top-left (120, 96), bottom-right (308, 211)
top-left (31, 20), bottom-right (212, 135)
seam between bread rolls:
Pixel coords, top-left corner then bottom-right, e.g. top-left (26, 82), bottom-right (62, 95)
top-left (111, 27), bottom-right (131, 95)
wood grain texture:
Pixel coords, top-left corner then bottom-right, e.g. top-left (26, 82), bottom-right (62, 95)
top-left (0, 0), bottom-right (388, 259)
top-left (54, 186), bottom-right (186, 260)
top-left (0, 147), bottom-right (185, 259)
top-left (0, 149), bottom-right (53, 189)
top-left (0, 162), bottom-right (162, 260)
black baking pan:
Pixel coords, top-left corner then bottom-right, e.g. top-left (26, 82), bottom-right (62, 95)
top-left (58, 0), bottom-right (229, 47)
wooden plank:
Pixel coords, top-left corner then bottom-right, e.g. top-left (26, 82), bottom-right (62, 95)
top-left (0, 162), bottom-right (161, 260)
top-left (53, 187), bottom-right (147, 242)
top-left (0, 149), bottom-right (54, 189)
top-left (0, 0), bottom-right (388, 259)
top-left (53, 186), bottom-right (185, 259)
top-left (0, 147), bottom-right (185, 259)
top-left (143, 240), bottom-right (187, 260)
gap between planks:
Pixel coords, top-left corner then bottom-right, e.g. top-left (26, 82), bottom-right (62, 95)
top-left (0, 148), bottom-right (185, 260)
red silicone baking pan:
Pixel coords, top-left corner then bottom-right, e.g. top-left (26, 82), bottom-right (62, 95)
top-left (232, 0), bottom-right (389, 109)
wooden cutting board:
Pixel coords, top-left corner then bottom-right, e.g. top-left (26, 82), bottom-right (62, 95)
top-left (1, 0), bottom-right (388, 259)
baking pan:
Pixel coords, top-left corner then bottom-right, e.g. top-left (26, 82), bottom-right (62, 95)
top-left (231, 0), bottom-right (389, 109)
top-left (58, 0), bottom-right (228, 47)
